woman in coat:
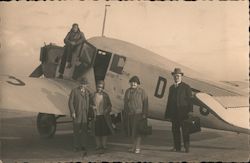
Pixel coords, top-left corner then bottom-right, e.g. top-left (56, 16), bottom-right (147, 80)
top-left (89, 80), bottom-right (114, 153)
top-left (123, 76), bottom-right (148, 154)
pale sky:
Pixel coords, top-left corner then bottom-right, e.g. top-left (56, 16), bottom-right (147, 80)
top-left (0, 1), bottom-right (248, 81)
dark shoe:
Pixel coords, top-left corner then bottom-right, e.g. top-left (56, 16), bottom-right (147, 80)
top-left (82, 150), bottom-right (87, 157)
top-left (95, 147), bottom-right (103, 154)
top-left (98, 148), bottom-right (104, 154)
top-left (96, 146), bottom-right (102, 150)
top-left (73, 147), bottom-right (80, 152)
top-left (176, 149), bottom-right (181, 152)
top-left (57, 74), bottom-right (63, 79)
top-left (184, 142), bottom-right (190, 153)
top-left (101, 147), bottom-right (107, 154)
top-left (169, 148), bottom-right (176, 152)
top-left (128, 148), bottom-right (135, 153)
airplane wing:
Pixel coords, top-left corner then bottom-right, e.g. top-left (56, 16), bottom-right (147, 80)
top-left (220, 81), bottom-right (249, 94)
top-left (220, 80), bottom-right (248, 89)
top-left (0, 75), bottom-right (78, 115)
top-left (195, 93), bottom-right (249, 130)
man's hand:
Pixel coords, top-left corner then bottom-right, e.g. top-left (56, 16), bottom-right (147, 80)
top-left (142, 114), bottom-right (147, 119)
top-left (71, 113), bottom-right (76, 119)
top-left (70, 41), bottom-right (76, 46)
top-left (188, 112), bottom-right (193, 118)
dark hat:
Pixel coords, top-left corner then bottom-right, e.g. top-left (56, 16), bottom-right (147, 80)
top-left (129, 76), bottom-right (140, 84)
top-left (171, 68), bottom-right (184, 76)
top-left (79, 77), bottom-right (88, 85)
top-left (97, 80), bottom-right (105, 87)
top-left (72, 23), bottom-right (78, 27)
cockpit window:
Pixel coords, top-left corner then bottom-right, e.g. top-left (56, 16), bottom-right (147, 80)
top-left (110, 54), bottom-right (126, 74)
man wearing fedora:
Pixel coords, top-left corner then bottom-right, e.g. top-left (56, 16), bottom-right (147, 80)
top-left (68, 77), bottom-right (90, 154)
top-left (165, 68), bottom-right (193, 153)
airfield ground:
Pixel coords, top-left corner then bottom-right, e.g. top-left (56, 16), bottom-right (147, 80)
top-left (0, 110), bottom-right (249, 162)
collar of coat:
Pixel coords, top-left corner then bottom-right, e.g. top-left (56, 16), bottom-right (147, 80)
top-left (77, 86), bottom-right (89, 96)
top-left (174, 81), bottom-right (182, 87)
top-left (172, 82), bottom-right (187, 88)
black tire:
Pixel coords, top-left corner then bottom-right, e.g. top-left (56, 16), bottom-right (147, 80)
top-left (199, 107), bottom-right (209, 116)
top-left (37, 113), bottom-right (56, 138)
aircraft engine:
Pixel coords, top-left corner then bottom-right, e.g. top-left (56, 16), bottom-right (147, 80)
top-left (199, 106), bottom-right (210, 116)
top-left (36, 113), bottom-right (57, 138)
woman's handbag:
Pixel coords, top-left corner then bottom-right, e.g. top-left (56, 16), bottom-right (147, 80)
top-left (183, 116), bottom-right (201, 134)
top-left (137, 118), bottom-right (152, 136)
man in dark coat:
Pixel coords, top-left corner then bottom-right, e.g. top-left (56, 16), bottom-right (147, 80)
top-left (68, 77), bottom-right (90, 153)
top-left (58, 23), bottom-right (86, 79)
top-left (165, 68), bottom-right (193, 153)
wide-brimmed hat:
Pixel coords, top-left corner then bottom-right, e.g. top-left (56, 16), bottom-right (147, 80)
top-left (129, 76), bottom-right (140, 85)
top-left (79, 77), bottom-right (88, 85)
top-left (171, 68), bottom-right (184, 76)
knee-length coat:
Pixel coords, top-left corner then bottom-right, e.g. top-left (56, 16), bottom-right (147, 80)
top-left (68, 86), bottom-right (90, 124)
top-left (89, 91), bottom-right (114, 135)
top-left (122, 87), bottom-right (148, 137)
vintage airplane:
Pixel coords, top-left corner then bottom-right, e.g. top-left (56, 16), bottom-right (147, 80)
top-left (0, 36), bottom-right (249, 138)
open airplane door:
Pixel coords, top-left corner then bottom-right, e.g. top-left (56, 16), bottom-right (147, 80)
top-left (195, 92), bottom-right (249, 133)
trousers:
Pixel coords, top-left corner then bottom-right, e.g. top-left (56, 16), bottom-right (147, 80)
top-left (171, 120), bottom-right (190, 150)
top-left (59, 45), bottom-right (76, 74)
top-left (73, 122), bottom-right (88, 149)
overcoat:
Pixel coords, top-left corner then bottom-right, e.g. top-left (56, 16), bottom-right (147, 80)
top-left (124, 87), bottom-right (148, 115)
top-left (68, 86), bottom-right (90, 124)
top-left (89, 91), bottom-right (115, 135)
top-left (165, 82), bottom-right (192, 121)
top-left (123, 87), bottom-right (148, 137)
top-left (64, 29), bottom-right (86, 46)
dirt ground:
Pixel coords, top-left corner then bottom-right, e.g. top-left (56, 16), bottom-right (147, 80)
top-left (0, 110), bottom-right (249, 162)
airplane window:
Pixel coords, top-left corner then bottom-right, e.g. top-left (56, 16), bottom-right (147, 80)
top-left (98, 50), bottom-right (107, 55)
top-left (110, 54), bottom-right (126, 74)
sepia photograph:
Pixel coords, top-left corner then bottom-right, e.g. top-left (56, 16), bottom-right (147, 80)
top-left (0, 1), bottom-right (249, 162)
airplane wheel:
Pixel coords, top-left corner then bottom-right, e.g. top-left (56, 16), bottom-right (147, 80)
top-left (37, 113), bottom-right (56, 138)
top-left (199, 107), bottom-right (209, 116)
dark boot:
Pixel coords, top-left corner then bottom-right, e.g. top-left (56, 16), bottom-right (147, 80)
top-left (184, 142), bottom-right (190, 153)
top-left (57, 74), bottom-right (63, 79)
